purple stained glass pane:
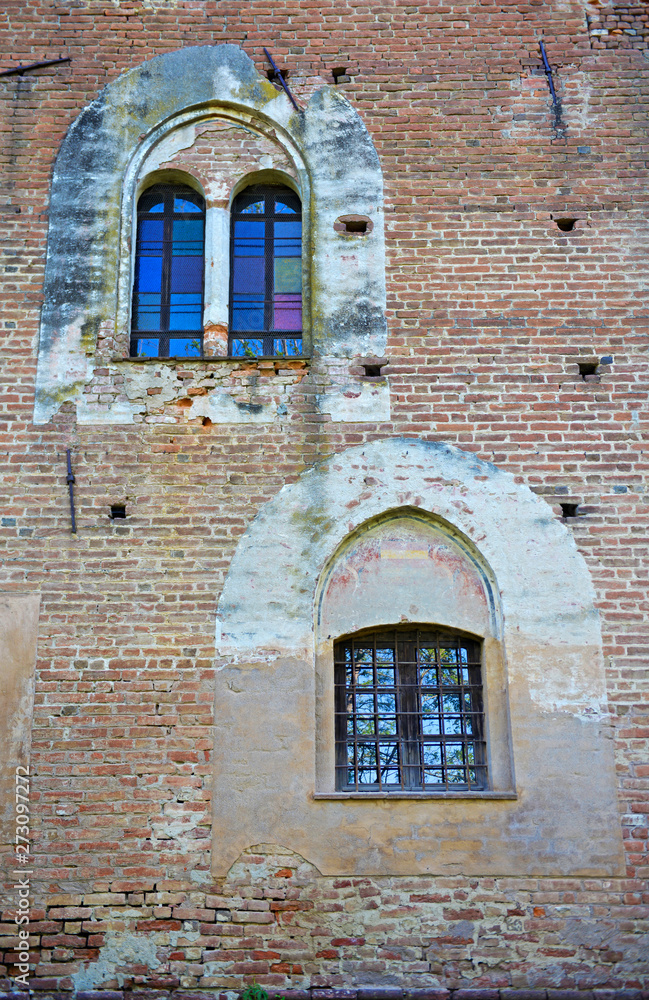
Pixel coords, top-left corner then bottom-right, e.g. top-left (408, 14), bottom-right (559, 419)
top-left (274, 293), bottom-right (302, 331)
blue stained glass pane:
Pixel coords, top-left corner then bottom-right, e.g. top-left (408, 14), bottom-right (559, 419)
top-left (169, 294), bottom-right (202, 330)
top-left (136, 338), bottom-right (159, 357)
top-left (230, 338), bottom-right (264, 358)
top-left (134, 293), bottom-right (161, 331)
top-left (139, 219), bottom-right (164, 247)
top-left (231, 295), bottom-right (264, 332)
top-left (172, 219), bottom-right (204, 255)
top-left (169, 337), bottom-right (202, 357)
top-left (274, 221), bottom-right (301, 256)
top-left (233, 256), bottom-right (264, 293)
top-left (143, 201), bottom-right (164, 214)
top-left (136, 255), bottom-right (163, 292)
top-left (240, 200), bottom-right (265, 214)
top-left (235, 220), bottom-right (265, 253)
top-left (171, 255), bottom-right (202, 293)
top-left (174, 195), bottom-right (203, 213)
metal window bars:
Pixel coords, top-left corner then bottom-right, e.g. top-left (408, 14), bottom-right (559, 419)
top-left (334, 627), bottom-right (487, 792)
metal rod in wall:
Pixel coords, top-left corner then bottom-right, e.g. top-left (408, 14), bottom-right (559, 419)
top-left (0, 56), bottom-right (71, 77)
top-left (263, 48), bottom-right (301, 111)
top-left (66, 449), bottom-right (77, 534)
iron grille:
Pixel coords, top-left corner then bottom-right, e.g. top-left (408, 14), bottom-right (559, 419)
top-left (334, 627), bottom-right (487, 792)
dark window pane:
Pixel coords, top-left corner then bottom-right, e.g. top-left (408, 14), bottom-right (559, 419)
top-left (133, 292), bottom-right (161, 331)
top-left (234, 220), bottom-right (265, 253)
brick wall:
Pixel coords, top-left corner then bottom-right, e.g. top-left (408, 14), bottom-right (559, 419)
top-left (0, 0), bottom-right (648, 994)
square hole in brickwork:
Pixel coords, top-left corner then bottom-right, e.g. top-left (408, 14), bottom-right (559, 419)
top-left (110, 504), bottom-right (126, 519)
top-left (578, 361), bottom-right (599, 380)
top-left (560, 503), bottom-right (579, 518)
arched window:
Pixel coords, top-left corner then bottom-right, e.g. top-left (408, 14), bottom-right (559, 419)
top-left (334, 626), bottom-right (487, 792)
top-left (229, 184), bottom-right (302, 358)
top-left (130, 183), bottom-right (205, 358)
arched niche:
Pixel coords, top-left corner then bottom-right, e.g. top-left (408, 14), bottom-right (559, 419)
top-left (315, 507), bottom-right (502, 641)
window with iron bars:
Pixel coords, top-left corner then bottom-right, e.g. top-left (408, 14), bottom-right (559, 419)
top-left (334, 627), bottom-right (487, 792)
top-left (130, 183), bottom-right (205, 359)
top-left (229, 183), bottom-right (302, 358)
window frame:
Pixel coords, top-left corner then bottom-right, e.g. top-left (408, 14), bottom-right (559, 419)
top-left (130, 182), bottom-right (206, 359)
top-left (228, 182), bottom-right (303, 359)
top-left (334, 625), bottom-right (488, 794)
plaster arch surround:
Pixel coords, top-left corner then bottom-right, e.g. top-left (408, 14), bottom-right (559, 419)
top-left (212, 438), bottom-right (624, 878)
top-left (34, 43), bottom-right (387, 425)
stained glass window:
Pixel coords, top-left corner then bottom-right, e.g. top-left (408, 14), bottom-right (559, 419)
top-left (334, 628), bottom-right (487, 791)
top-left (130, 183), bottom-right (205, 358)
top-left (229, 184), bottom-right (302, 358)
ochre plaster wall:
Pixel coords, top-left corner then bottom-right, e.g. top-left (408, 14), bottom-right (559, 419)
top-left (0, 594), bottom-right (40, 851)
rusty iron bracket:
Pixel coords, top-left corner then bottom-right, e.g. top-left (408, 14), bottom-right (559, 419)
top-left (0, 56), bottom-right (70, 78)
top-left (263, 48), bottom-right (300, 112)
top-left (66, 449), bottom-right (77, 534)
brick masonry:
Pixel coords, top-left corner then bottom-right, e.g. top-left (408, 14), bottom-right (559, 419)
top-left (0, 0), bottom-right (648, 995)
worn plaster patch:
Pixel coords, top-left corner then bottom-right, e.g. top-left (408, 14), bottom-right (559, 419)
top-left (316, 379), bottom-right (390, 422)
top-left (71, 929), bottom-right (161, 990)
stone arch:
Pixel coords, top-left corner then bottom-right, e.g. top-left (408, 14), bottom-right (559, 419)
top-left (212, 438), bottom-right (623, 878)
top-left (34, 44), bottom-right (386, 423)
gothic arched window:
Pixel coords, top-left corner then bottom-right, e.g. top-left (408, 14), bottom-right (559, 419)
top-left (229, 184), bottom-right (302, 358)
top-left (130, 183), bottom-right (205, 358)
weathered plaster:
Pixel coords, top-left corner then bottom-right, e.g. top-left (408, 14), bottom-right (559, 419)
top-left (212, 438), bottom-right (623, 878)
top-left (34, 44), bottom-right (387, 425)
top-left (0, 593), bottom-right (40, 847)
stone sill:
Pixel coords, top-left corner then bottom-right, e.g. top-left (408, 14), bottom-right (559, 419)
top-left (313, 790), bottom-right (518, 801)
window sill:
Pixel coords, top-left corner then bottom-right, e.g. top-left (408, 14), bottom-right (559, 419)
top-left (312, 790), bottom-right (517, 801)
top-left (112, 355), bottom-right (310, 365)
